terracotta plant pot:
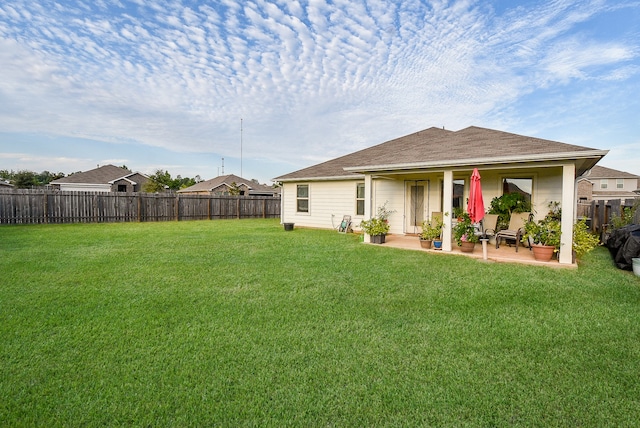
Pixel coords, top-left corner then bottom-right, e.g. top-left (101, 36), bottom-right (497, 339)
top-left (459, 241), bottom-right (476, 253)
top-left (532, 244), bottom-right (555, 262)
top-left (420, 239), bottom-right (432, 249)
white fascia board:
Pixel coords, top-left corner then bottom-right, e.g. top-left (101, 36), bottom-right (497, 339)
top-left (108, 176), bottom-right (137, 185)
top-left (59, 183), bottom-right (112, 192)
top-left (343, 150), bottom-right (609, 173)
top-left (275, 175), bottom-right (363, 183)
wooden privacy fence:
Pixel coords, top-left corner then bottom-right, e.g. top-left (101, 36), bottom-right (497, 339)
top-left (0, 189), bottom-right (281, 224)
top-left (576, 199), bottom-right (640, 239)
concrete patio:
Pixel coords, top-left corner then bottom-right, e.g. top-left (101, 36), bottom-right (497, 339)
top-left (376, 234), bottom-right (577, 268)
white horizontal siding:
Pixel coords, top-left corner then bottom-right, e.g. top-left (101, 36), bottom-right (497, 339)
top-left (281, 166), bottom-right (569, 232)
top-left (281, 181), bottom-right (363, 230)
top-left (371, 179), bottom-right (405, 234)
top-left (531, 167), bottom-right (563, 221)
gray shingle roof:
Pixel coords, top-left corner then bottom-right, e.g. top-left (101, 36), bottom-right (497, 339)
top-left (275, 126), bottom-right (605, 181)
top-left (581, 165), bottom-right (640, 179)
top-left (50, 165), bottom-right (131, 184)
top-left (178, 174), bottom-right (276, 195)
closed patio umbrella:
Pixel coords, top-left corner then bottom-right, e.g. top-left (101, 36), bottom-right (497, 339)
top-left (467, 168), bottom-right (485, 223)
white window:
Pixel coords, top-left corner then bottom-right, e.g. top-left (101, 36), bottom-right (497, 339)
top-left (296, 184), bottom-right (309, 213)
top-left (617, 179), bottom-right (624, 189)
top-left (600, 179), bottom-right (608, 189)
top-left (356, 183), bottom-right (365, 216)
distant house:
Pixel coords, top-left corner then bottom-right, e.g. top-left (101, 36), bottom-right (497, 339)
top-left (274, 126), bottom-right (608, 265)
top-left (577, 165), bottom-right (640, 205)
top-left (177, 174), bottom-right (280, 197)
top-left (0, 179), bottom-right (13, 188)
top-left (50, 165), bottom-right (150, 192)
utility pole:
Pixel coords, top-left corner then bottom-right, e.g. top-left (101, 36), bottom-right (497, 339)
top-left (240, 118), bottom-right (243, 177)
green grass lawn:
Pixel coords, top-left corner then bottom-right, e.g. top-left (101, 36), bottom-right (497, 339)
top-left (1, 219), bottom-right (639, 426)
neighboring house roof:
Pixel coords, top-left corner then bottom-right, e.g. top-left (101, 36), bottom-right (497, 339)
top-left (0, 179), bottom-right (13, 188)
top-left (50, 165), bottom-right (133, 185)
top-left (274, 126), bottom-right (607, 181)
top-left (580, 165), bottom-right (640, 180)
top-left (177, 174), bottom-right (278, 195)
top-left (579, 165), bottom-right (640, 196)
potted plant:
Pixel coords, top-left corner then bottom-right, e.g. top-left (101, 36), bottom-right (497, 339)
top-left (453, 206), bottom-right (464, 221)
top-left (359, 202), bottom-right (394, 244)
top-left (419, 216), bottom-right (443, 249)
top-left (453, 212), bottom-right (479, 252)
top-left (521, 218), bottom-right (561, 261)
top-left (521, 202), bottom-right (562, 262)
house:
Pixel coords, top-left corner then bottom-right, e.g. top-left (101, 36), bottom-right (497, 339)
top-left (50, 165), bottom-right (150, 192)
top-left (0, 179), bottom-right (13, 188)
top-left (577, 165), bottom-right (640, 205)
top-left (177, 174), bottom-right (280, 197)
top-left (274, 126), bottom-right (608, 265)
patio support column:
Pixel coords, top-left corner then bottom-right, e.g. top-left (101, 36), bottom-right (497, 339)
top-left (363, 173), bottom-right (373, 243)
top-left (442, 170), bottom-right (453, 252)
top-left (560, 163), bottom-right (576, 264)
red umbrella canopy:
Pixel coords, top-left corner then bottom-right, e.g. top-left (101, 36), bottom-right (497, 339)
top-left (467, 168), bottom-right (485, 223)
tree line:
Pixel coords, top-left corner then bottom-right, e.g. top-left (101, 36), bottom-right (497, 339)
top-left (0, 170), bottom-right (66, 188)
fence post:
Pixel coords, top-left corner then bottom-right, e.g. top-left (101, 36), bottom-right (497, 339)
top-left (589, 200), bottom-right (596, 232)
top-left (43, 192), bottom-right (48, 224)
top-left (609, 199), bottom-right (621, 221)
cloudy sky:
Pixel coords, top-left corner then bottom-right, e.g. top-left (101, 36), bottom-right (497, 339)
top-left (0, 0), bottom-right (639, 184)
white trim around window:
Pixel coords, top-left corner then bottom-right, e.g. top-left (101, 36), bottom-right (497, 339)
top-left (356, 182), bottom-right (365, 216)
top-left (296, 184), bottom-right (310, 214)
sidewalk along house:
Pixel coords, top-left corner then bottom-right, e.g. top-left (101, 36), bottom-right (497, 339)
top-left (177, 174), bottom-right (280, 197)
top-left (50, 165), bottom-right (150, 192)
top-left (274, 126), bottom-right (608, 265)
top-left (577, 165), bottom-right (640, 205)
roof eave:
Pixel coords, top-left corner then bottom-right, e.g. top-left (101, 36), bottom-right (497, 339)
top-left (344, 150), bottom-right (609, 173)
top-left (275, 174), bottom-right (364, 183)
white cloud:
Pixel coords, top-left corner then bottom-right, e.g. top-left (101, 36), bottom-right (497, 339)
top-left (0, 0), bottom-right (638, 177)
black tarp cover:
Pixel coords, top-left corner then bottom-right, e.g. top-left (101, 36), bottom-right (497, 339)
top-left (606, 224), bottom-right (640, 270)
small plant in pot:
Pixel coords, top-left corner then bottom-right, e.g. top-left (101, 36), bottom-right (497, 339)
top-left (359, 202), bottom-right (394, 244)
top-left (453, 206), bottom-right (464, 221)
top-left (419, 217), bottom-right (443, 249)
top-left (453, 212), bottom-right (479, 252)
